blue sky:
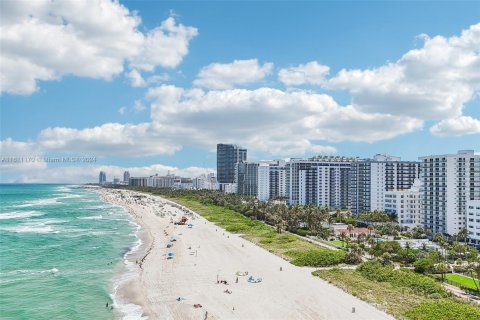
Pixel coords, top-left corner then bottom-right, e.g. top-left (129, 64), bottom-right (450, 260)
top-left (0, 1), bottom-right (479, 182)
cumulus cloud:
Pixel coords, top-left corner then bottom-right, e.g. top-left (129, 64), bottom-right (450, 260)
top-left (126, 69), bottom-right (146, 87)
top-left (1, 162), bottom-right (214, 183)
top-left (278, 61), bottom-right (330, 86)
top-left (0, 138), bottom-right (46, 171)
top-left (430, 116), bottom-right (480, 136)
top-left (129, 17), bottom-right (198, 71)
top-left (193, 59), bottom-right (273, 89)
top-left (37, 123), bottom-right (181, 157)
top-left (146, 85), bottom-right (420, 153)
top-left (0, 1), bottom-right (197, 94)
top-left (327, 23), bottom-right (480, 121)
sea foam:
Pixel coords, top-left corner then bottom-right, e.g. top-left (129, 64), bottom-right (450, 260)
top-left (0, 211), bottom-right (44, 220)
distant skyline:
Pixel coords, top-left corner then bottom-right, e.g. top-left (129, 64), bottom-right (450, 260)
top-left (1, 1), bottom-right (479, 183)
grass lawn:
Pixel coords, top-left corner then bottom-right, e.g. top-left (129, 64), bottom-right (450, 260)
top-left (166, 196), bottom-right (333, 261)
top-left (445, 274), bottom-right (480, 291)
top-left (328, 240), bottom-right (345, 247)
top-left (314, 269), bottom-right (480, 320)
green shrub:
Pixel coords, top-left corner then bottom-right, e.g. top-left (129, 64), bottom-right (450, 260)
top-left (414, 258), bottom-right (435, 274)
top-left (357, 261), bottom-right (447, 297)
top-left (287, 249), bottom-right (345, 267)
top-left (404, 300), bottom-right (480, 320)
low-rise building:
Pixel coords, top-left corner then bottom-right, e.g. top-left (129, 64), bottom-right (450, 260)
top-left (334, 227), bottom-right (377, 239)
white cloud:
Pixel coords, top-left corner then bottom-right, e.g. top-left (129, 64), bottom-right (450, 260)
top-left (278, 61), bottom-right (330, 86)
top-left (327, 23), bottom-right (480, 121)
top-left (126, 69), bottom-right (169, 87)
top-left (129, 17), bottom-right (198, 71)
top-left (193, 59), bottom-right (273, 89)
top-left (133, 100), bottom-right (146, 112)
top-left (146, 85), bottom-right (421, 153)
top-left (0, 138), bottom-right (46, 171)
top-left (430, 116), bottom-right (480, 136)
top-left (4, 85), bottom-right (422, 159)
top-left (37, 123), bottom-right (181, 157)
top-left (126, 69), bottom-right (146, 87)
top-left (118, 106), bottom-right (127, 115)
top-left (0, 1), bottom-right (197, 95)
top-left (0, 163), bottom-right (214, 184)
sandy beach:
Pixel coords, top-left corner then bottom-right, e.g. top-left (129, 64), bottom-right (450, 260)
top-left (100, 188), bottom-right (394, 320)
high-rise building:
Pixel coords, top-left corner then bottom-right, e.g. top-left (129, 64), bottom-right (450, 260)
top-left (384, 179), bottom-right (422, 229)
top-left (123, 171), bottom-right (130, 183)
top-left (467, 200), bottom-right (480, 245)
top-left (350, 154), bottom-right (420, 215)
top-left (235, 161), bottom-right (259, 197)
top-left (217, 144), bottom-right (247, 186)
top-left (193, 173), bottom-right (217, 190)
top-left (287, 156), bottom-right (356, 208)
top-left (420, 150), bottom-right (480, 236)
top-left (129, 177), bottom-right (147, 187)
top-left (98, 171), bottom-right (106, 185)
top-left (147, 173), bottom-right (175, 188)
top-left (268, 160), bottom-right (287, 200)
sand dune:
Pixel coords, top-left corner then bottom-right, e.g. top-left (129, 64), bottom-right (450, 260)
top-left (100, 189), bottom-right (394, 320)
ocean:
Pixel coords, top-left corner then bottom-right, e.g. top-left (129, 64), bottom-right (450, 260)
top-left (0, 184), bottom-right (139, 320)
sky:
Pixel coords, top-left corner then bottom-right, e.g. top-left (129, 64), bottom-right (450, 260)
top-left (0, 0), bottom-right (479, 183)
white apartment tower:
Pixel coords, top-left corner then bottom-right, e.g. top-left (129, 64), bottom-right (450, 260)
top-left (384, 178), bottom-right (422, 229)
top-left (420, 150), bottom-right (480, 236)
top-left (288, 156), bottom-right (356, 208)
top-left (241, 160), bottom-right (287, 201)
top-left (350, 154), bottom-right (420, 215)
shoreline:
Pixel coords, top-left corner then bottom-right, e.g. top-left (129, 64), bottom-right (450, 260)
top-left (97, 188), bottom-right (153, 319)
top-left (98, 187), bottom-right (394, 320)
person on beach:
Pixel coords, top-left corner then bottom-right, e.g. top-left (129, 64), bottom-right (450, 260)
top-left (106, 302), bottom-right (108, 308)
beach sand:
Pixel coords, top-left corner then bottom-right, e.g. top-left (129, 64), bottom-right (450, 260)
top-left (100, 188), bottom-right (394, 320)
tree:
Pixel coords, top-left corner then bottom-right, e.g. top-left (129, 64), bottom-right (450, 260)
top-left (345, 243), bottom-right (364, 264)
top-left (414, 258), bottom-right (435, 274)
top-left (434, 262), bottom-right (450, 281)
top-left (457, 228), bottom-right (468, 243)
top-left (367, 224), bottom-right (374, 236)
top-left (339, 232), bottom-right (347, 248)
top-left (467, 261), bottom-right (480, 292)
top-left (347, 224), bottom-right (354, 237)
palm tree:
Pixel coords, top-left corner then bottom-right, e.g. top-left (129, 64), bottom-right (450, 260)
top-left (434, 262), bottom-right (450, 282)
top-left (347, 224), bottom-right (354, 238)
top-left (467, 261), bottom-right (480, 292)
top-left (457, 228), bottom-right (468, 243)
top-left (339, 232), bottom-right (347, 248)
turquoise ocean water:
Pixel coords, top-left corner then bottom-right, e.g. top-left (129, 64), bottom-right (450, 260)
top-left (0, 184), bottom-right (139, 320)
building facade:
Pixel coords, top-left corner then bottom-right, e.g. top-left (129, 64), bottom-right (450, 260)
top-left (235, 161), bottom-right (259, 197)
top-left (147, 174), bottom-right (175, 188)
top-left (467, 200), bottom-right (480, 245)
top-left (384, 179), bottom-right (422, 229)
top-left (420, 150), bottom-right (480, 236)
top-left (98, 171), bottom-right (106, 185)
top-left (129, 177), bottom-right (147, 187)
top-left (287, 156), bottom-right (356, 208)
top-left (193, 173), bottom-right (217, 190)
top-left (217, 144), bottom-right (247, 186)
top-left (350, 154), bottom-right (420, 215)
top-left (123, 171), bottom-right (130, 183)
